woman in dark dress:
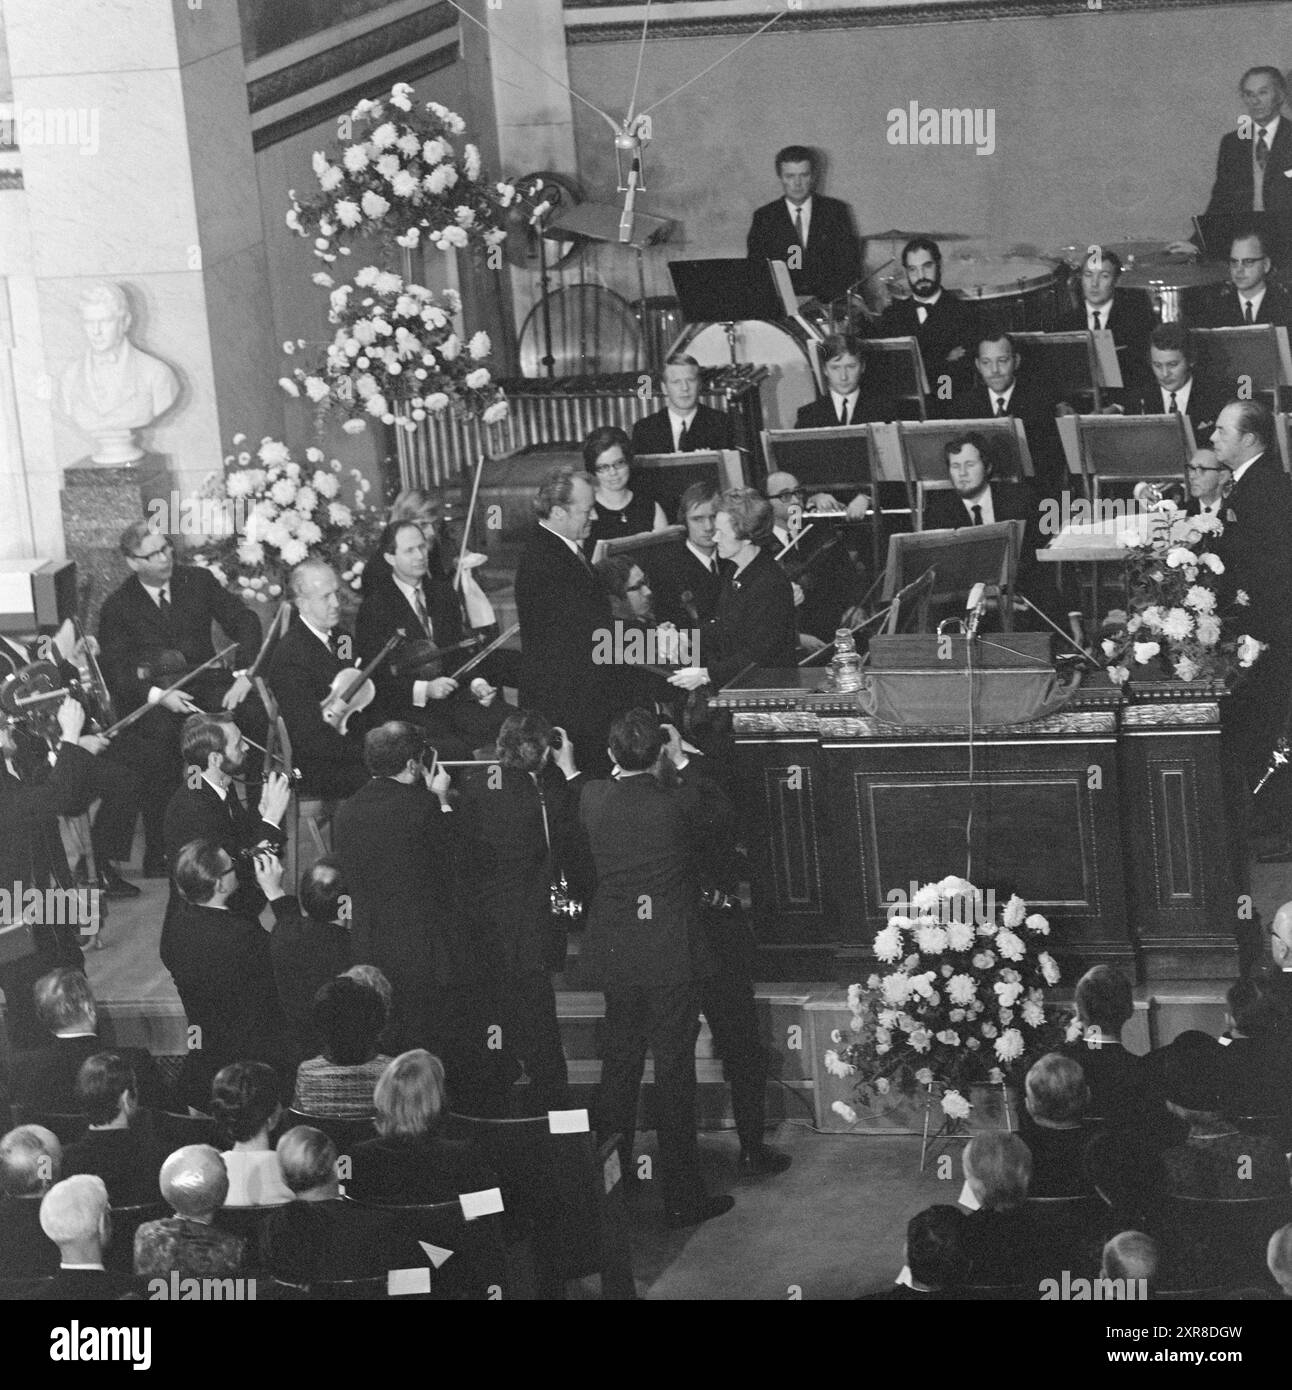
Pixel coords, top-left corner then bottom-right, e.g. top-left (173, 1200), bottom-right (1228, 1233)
top-left (348, 1050), bottom-right (495, 1205)
top-left (582, 426), bottom-right (667, 558)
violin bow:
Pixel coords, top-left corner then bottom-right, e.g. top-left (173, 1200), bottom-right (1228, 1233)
top-left (99, 643), bottom-right (239, 738)
top-left (447, 622), bottom-right (518, 683)
top-left (453, 453), bottom-right (488, 593)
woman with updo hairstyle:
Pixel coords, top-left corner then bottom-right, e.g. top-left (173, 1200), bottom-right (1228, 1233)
top-left (211, 1061), bottom-right (293, 1207)
top-left (581, 425), bottom-right (667, 557)
top-left (348, 1050), bottom-right (496, 1204)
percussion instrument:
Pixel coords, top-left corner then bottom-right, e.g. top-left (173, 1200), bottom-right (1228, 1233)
top-left (1119, 259), bottom-right (1229, 323)
top-left (939, 252), bottom-right (1062, 332)
top-left (672, 318), bottom-right (818, 432)
top-left (517, 282), bottom-right (643, 378)
top-left (632, 296), bottom-right (684, 375)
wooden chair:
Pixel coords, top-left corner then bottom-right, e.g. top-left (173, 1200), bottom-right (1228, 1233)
top-left (268, 1273), bottom-right (389, 1301)
top-left (10, 1107), bottom-right (88, 1146)
top-left (1026, 1193), bottom-right (1109, 1274)
top-left (347, 1196), bottom-right (508, 1298)
top-left (106, 1201), bottom-right (171, 1273)
top-left (282, 1109), bottom-right (376, 1155)
top-left (445, 1113), bottom-right (635, 1300)
top-left (1161, 1193), bottom-right (1292, 1292)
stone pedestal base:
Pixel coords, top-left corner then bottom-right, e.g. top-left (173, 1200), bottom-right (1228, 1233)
top-left (62, 456), bottom-right (171, 626)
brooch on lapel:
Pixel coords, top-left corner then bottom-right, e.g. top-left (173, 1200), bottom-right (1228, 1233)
top-left (1224, 510), bottom-right (1237, 524)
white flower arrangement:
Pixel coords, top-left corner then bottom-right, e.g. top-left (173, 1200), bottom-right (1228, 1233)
top-left (287, 270), bottom-right (507, 436)
top-left (828, 878), bottom-right (1062, 1124)
top-left (1101, 504), bottom-right (1265, 687)
top-left (190, 437), bottom-right (380, 599)
top-left (286, 84), bottom-right (518, 264)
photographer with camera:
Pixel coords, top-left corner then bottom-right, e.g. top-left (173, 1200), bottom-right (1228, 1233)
top-left (455, 710), bottom-right (581, 1114)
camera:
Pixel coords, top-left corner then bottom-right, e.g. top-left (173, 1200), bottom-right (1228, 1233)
top-left (547, 728), bottom-right (564, 751)
top-left (699, 885), bottom-right (741, 914)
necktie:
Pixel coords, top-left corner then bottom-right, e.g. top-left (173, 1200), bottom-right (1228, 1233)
top-left (676, 421), bottom-right (690, 452)
top-left (837, 397), bottom-right (849, 426)
top-left (994, 396), bottom-right (1007, 417)
top-left (411, 586), bottom-right (431, 638)
top-left (1091, 310), bottom-right (1102, 332)
top-left (709, 557), bottom-right (718, 577)
top-left (971, 504), bottom-right (984, 526)
top-left (1255, 128), bottom-right (1269, 172)
top-left (1244, 299), bottom-right (1255, 324)
top-left (793, 206), bottom-right (805, 247)
top-left (1168, 391), bottom-right (1178, 414)
top-left (158, 587), bottom-right (171, 623)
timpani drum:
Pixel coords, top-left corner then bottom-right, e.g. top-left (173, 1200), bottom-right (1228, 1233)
top-left (940, 253), bottom-right (1062, 332)
top-left (1119, 260), bottom-right (1230, 323)
top-left (633, 296), bottom-right (684, 375)
top-left (672, 318), bottom-right (819, 431)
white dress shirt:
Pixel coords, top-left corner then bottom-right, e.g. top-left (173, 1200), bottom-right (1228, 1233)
top-left (1160, 377), bottom-right (1193, 415)
top-left (1237, 286), bottom-right (1266, 322)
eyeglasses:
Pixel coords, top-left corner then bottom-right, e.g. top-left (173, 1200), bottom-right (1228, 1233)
top-left (625, 579), bottom-right (650, 593)
top-left (769, 488), bottom-right (806, 501)
top-left (130, 539), bottom-right (173, 561)
top-left (1185, 464), bottom-right (1227, 474)
top-left (594, 461), bottom-right (628, 474)
top-left (1229, 258), bottom-right (1266, 269)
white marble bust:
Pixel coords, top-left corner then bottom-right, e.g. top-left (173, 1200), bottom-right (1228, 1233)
top-left (59, 282), bottom-right (179, 464)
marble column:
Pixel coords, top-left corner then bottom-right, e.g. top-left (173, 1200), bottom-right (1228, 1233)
top-left (1, 0), bottom-right (282, 596)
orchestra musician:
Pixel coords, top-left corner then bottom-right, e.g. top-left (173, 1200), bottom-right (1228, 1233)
top-left (877, 238), bottom-right (977, 391)
top-left (1192, 229), bottom-right (1292, 329)
top-left (630, 355), bottom-right (734, 456)
top-left (1057, 248), bottom-right (1156, 367)
top-left (355, 519), bottom-right (509, 761)
top-left (97, 520), bottom-right (266, 875)
top-left (265, 560), bottom-right (369, 802)
top-left (794, 332), bottom-right (898, 429)
top-left (746, 144), bottom-right (860, 306)
top-left (1115, 322), bottom-right (1230, 435)
top-left (594, 555), bottom-right (681, 715)
top-left (582, 427), bottom-right (668, 556)
top-left (644, 483), bottom-right (727, 630)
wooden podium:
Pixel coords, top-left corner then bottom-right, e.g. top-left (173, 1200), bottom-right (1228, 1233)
top-left (713, 669), bottom-right (1237, 984)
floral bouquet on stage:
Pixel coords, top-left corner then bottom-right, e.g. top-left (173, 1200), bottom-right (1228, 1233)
top-left (1098, 504), bottom-right (1265, 686)
top-left (282, 269), bottom-right (509, 436)
top-left (189, 436), bottom-right (381, 603)
top-left (826, 877), bottom-right (1062, 1128)
top-left (285, 84), bottom-right (520, 262)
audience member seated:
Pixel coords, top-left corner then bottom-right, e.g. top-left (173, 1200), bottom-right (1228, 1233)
top-left (859, 1205), bottom-right (968, 1300)
top-left (3, 967), bottom-right (166, 1114)
top-left (341, 964), bottom-right (398, 1055)
top-left (61, 1053), bottom-right (166, 1207)
top-left (1020, 1053), bottom-right (1097, 1197)
top-left (960, 1132), bottom-right (1045, 1287)
top-left (1159, 1032), bottom-right (1289, 1198)
top-left (1219, 976), bottom-right (1292, 1136)
top-left (1266, 1225), bottom-right (1292, 1299)
top-left (260, 1125), bottom-right (421, 1286)
top-left (37, 1174), bottom-right (143, 1300)
top-left (0, 1125), bottom-right (62, 1277)
top-left (210, 1062), bottom-right (292, 1207)
top-left (259, 855), bottom-right (354, 1061)
top-left (133, 1145), bottom-right (245, 1279)
top-left (1101, 1230), bottom-right (1160, 1299)
top-left (292, 977), bottom-right (392, 1118)
top-left (348, 1051), bottom-right (495, 1206)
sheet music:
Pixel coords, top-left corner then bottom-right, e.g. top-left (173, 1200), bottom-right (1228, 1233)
top-left (1091, 328), bottom-right (1123, 389)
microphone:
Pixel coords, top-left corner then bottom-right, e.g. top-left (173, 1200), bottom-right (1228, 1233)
top-left (964, 582), bottom-right (987, 638)
top-left (619, 156), bottom-right (640, 244)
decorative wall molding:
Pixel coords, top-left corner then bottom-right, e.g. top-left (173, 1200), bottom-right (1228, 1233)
top-left (564, 0), bottom-right (1285, 43)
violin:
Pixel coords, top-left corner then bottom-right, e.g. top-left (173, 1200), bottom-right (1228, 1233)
top-left (135, 648), bottom-right (193, 685)
top-left (389, 633), bottom-right (482, 680)
top-left (320, 632), bottom-right (404, 734)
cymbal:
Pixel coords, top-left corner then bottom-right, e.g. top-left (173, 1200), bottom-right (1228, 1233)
top-left (863, 228), bottom-right (976, 242)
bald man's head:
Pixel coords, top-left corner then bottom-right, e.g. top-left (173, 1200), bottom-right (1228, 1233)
top-left (160, 1144), bottom-right (228, 1219)
top-left (1102, 1231), bottom-right (1159, 1289)
top-left (765, 472), bottom-right (802, 525)
top-left (1268, 1223), bottom-right (1292, 1293)
top-left (40, 1174), bottom-right (110, 1254)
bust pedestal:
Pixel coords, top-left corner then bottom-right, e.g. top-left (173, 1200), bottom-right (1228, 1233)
top-left (61, 456), bottom-right (171, 626)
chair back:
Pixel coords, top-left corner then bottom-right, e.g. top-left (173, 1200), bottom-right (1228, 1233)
top-left (108, 1202), bottom-right (171, 1273)
top-left (347, 1196), bottom-right (507, 1298)
top-left (283, 1109), bottom-right (376, 1154)
top-left (269, 1273), bottom-right (388, 1301)
top-left (213, 1205), bottom-right (277, 1270)
top-left (1162, 1192), bottom-right (1292, 1292)
top-left (11, 1108), bottom-right (88, 1146)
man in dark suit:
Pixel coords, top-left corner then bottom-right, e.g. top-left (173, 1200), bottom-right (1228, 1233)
top-left (98, 521), bottom-right (266, 871)
top-left (515, 466), bottom-right (618, 775)
top-left (160, 840), bottom-right (292, 1112)
top-left (581, 710), bottom-right (735, 1228)
top-left (920, 432), bottom-right (1064, 625)
top-left (630, 355), bottom-right (734, 457)
top-left (1058, 247), bottom-right (1157, 369)
top-left (645, 482), bottom-right (727, 630)
top-left (1192, 229), bottom-right (1292, 328)
top-left (746, 144), bottom-right (860, 305)
top-left (333, 722), bottom-right (503, 1115)
top-left (0, 697), bottom-right (95, 1051)
top-left (0, 1123), bottom-right (62, 1279)
top-left (794, 331), bottom-right (898, 428)
top-left (3, 967), bottom-right (165, 1114)
top-left (669, 489), bottom-right (798, 701)
top-left (36, 1174), bottom-right (145, 1300)
top-left (877, 237), bottom-right (977, 395)
top-left (265, 560), bottom-right (369, 801)
top-left (61, 1053), bottom-right (168, 1208)
top-left (355, 520), bottom-right (509, 760)
top-left (766, 471), bottom-right (865, 646)
top-left (1209, 399), bottom-right (1292, 789)
top-left (939, 330), bottom-right (1069, 498)
top-left (1117, 321), bottom-right (1230, 436)
top-left (1198, 67), bottom-right (1292, 262)
top-left (455, 710), bottom-right (581, 1114)
top-left (161, 712), bottom-right (289, 950)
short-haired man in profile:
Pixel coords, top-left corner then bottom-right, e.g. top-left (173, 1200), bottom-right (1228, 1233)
top-left (746, 145), bottom-right (860, 305)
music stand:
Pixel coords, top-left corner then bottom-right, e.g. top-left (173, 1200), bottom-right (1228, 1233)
top-left (1193, 211), bottom-right (1279, 262)
top-left (853, 336), bottom-right (931, 419)
top-left (632, 449), bottom-right (747, 518)
top-left (762, 424), bottom-right (888, 573)
top-left (1278, 411), bottom-right (1292, 476)
top-left (592, 524), bottom-right (686, 566)
top-left (1189, 324), bottom-right (1292, 398)
top-left (1010, 330), bottom-right (1120, 409)
top-left (1057, 412), bottom-right (1194, 501)
top-left (669, 259), bottom-right (781, 345)
top-left (881, 521), bottom-right (1024, 632)
top-left (895, 418), bottom-right (1034, 528)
